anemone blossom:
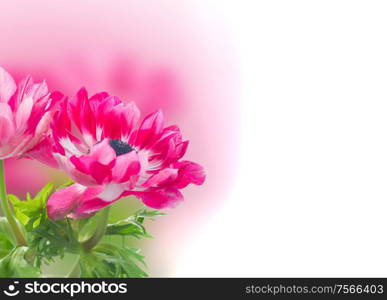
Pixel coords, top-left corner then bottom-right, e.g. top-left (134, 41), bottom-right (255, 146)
top-left (43, 88), bottom-right (205, 219)
top-left (0, 67), bottom-right (59, 159)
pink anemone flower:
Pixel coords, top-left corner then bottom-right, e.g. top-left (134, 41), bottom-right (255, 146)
top-left (0, 67), bottom-right (59, 159)
top-left (43, 88), bottom-right (205, 219)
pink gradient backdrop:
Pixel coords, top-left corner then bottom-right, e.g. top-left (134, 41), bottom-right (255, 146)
top-left (0, 0), bottom-right (238, 275)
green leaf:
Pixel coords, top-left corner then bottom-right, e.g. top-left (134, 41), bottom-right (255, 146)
top-left (80, 243), bottom-right (148, 278)
top-left (79, 252), bottom-right (113, 278)
top-left (0, 247), bottom-right (41, 278)
top-left (9, 182), bottom-right (54, 230)
top-left (105, 207), bottom-right (163, 238)
top-left (34, 182), bottom-right (54, 203)
top-left (27, 218), bottom-right (80, 267)
top-left (106, 221), bottom-right (147, 237)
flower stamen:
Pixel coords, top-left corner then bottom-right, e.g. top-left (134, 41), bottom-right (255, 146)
top-left (109, 139), bottom-right (135, 156)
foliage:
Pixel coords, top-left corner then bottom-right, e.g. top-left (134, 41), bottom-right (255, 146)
top-left (106, 208), bottom-right (165, 238)
top-left (80, 244), bottom-right (147, 278)
top-left (8, 183), bottom-right (53, 230)
top-left (0, 217), bottom-right (15, 258)
top-left (0, 247), bottom-right (41, 278)
top-left (0, 183), bottom-right (163, 278)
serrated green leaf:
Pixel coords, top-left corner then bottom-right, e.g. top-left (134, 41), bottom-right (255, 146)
top-left (9, 182), bottom-right (53, 230)
top-left (27, 218), bottom-right (81, 267)
top-left (0, 247), bottom-right (41, 278)
top-left (105, 207), bottom-right (163, 238)
top-left (80, 252), bottom-right (116, 278)
top-left (79, 243), bottom-right (148, 278)
top-left (105, 221), bottom-right (146, 237)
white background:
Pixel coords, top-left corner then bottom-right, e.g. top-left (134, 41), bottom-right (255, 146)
top-left (175, 0), bottom-right (387, 276)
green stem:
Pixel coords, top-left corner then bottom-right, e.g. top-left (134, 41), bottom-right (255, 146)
top-left (81, 207), bottom-right (110, 251)
top-left (0, 160), bottom-right (27, 246)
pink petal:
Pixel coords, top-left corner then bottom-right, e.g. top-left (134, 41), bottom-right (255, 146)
top-left (32, 110), bottom-right (52, 139)
top-left (148, 126), bottom-right (188, 166)
top-left (0, 103), bottom-right (15, 147)
top-left (120, 101), bottom-right (140, 139)
top-left (25, 137), bottom-right (59, 168)
top-left (97, 183), bottom-right (125, 201)
top-left (55, 154), bottom-right (97, 186)
top-left (68, 211), bottom-right (96, 219)
top-left (26, 90), bottom-right (61, 135)
top-left (142, 168), bottom-right (178, 187)
top-left (0, 67), bottom-right (16, 103)
top-left (26, 97), bottom-right (50, 135)
top-left (111, 151), bottom-right (140, 183)
top-left (15, 96), bottom-right (34, 129)
top-left (176, 140), bottom-right (189, 160)
top-left (52, 99), bottom-right (71, 151)
top-left (126, 187), bottom-right (183, 209)
top-left (91, 95), bottom-right (121, 139)
top-left (132, 109), bottom-right (164, 148)
top-left (69, 140), bottom-right (116, 184)
top-left (1, 110), bottom-right (52, 159)
top-left (70, 155), bottom-right (113, 185)
top-left (102, 104), bottom-right (125, 140)
top-left (69, 88), bottom-right (96, 145)
top-left (173, 160), bottom-right (206, 189)
top-left (48, 91), bottom-right (65, 109)
top-left (11, 75), bottom-right (33, 109)
top-left (89, 139), bottom-right (116, 165)
top-left (68, 88), bottom-right (87, 132)
top-left (89, 91), bottom-right (110, 104)
top-left (29, 81), bottom-right (49, 100)
top-left (141, 110), bottom-right (164, 134)
top-left (47, 184), bottom-right (86, 220)
top-left (75, 184), bottom-right (124, 214)
top-left (75, 197), bottom-right (113, 214)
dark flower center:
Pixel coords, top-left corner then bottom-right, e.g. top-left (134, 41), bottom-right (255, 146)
top-left (109, 139), bottom-right (135, 156)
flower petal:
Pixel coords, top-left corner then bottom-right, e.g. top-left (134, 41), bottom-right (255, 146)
top-left (173, 161), bottom-right (206, 189)
top-left (69, 87), bottom-right (96, 145)
top-left (126, 187), bottom-right (183, 209)
top-left (75, 184), bottom-right (125, 214)
top-left (69, 140), bottom-right (116, 184)
top-left (0, 103), bottom-right (15, 147)
top-left (97, 183), bottom-right (125, 201)
top-left (142, 168), bottom-right (178, 187)
top-left (29, 81), bottom-right (49, 100)
top-left (55, 154), bottom-right (97, 186)
top-left (0, 67), bottom-right (16, 103)
top-left (89, 139), bottom-right (116, 165)
top-left (15, 96), bottom-right (34, 129)
top-left (111, 151), bottom-right (140, 183)
top-left (47, 184), bottom-right (86, 220)
top-left (132, 109), bottom-right (164, 148)
top-left (24, 136), bottom-right (59, 168)
top-left (120, 101), bottom-right (140, 139)
top-left (70, 155), bottom-right (113, 184)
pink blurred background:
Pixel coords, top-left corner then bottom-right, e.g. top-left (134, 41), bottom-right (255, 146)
top-left (0, 0), bottom-right (238, 276)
